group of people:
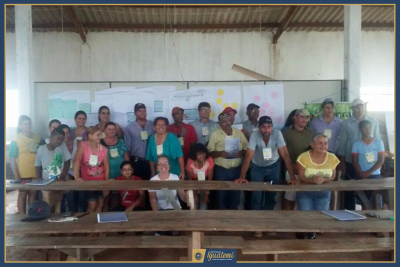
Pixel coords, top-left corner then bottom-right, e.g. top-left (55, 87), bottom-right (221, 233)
top-left (9, 97), bottom-right (386, 237)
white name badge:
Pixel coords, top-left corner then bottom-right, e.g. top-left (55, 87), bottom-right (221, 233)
top-left (89, 155), bottom-right (98, 166)
top-left (76, 136), bottom-right (83, 141)
top-left (110, 148), bottom-right (119, 158)
top-left (29, 141), bottom-right (37, 153)
top-left (252, 128), bottom-right (259, 132)
top-left (197, 171), bottom-right (206, 181)
top-left (141, 131), bottom-right (148, 141)
top-left (202, 127), bottom-right (209, 136)
top-left (365, 152), bottom-right (376, 164)
top-left (156, 145), bottom-right (163, 155)
top-left (178, 137), bottom-right (184, 146)
top-left (101, 132), bottom-right (106, 139)
top-left (324, 129), bottom-right (332, 140)
top-left (263, 148), bottom-right (272, 160)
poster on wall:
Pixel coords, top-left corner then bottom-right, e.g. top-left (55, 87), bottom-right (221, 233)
top-left (305, 102), bottom-right (353, 121)
top-left (136, 86), bottom-right (176, 121)
top-left (187, 86), bottom-right (242, 124)
top-left (48, 90), bottom-right (91, 127)
top-left (243, 84), bottom-right (285, 129)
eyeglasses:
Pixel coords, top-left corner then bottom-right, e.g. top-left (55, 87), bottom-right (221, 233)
top-left (200, 109), bottom-right (211, 113)
top-left (157, 163), bottom-right (170, 167)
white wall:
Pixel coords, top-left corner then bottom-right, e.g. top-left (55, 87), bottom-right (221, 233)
top-left (6, 31), bottom-right (394, 87)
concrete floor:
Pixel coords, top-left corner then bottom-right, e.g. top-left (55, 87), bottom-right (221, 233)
top-left (5, 190), bottom-right (391, 262)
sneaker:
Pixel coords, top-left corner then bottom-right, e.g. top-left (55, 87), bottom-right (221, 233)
top-left (307, 232), bottom-right (316, 239)
top-left (254, 231), bottom-right (262, 238)
top-left (155, 233), bottom-right (161, 236)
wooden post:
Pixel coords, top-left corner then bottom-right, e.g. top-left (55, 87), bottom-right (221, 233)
top-left (40, 250), bottom-right (49, 261)
top-left (188, 231), bottom-right (202, 261)
top-left (266, 254), bottom-right (278, 261)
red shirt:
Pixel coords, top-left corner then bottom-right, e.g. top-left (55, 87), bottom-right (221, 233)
top-left (116, 175), bottom-right (144, 208)
top-left (168, 123), bottom-right (198, 161)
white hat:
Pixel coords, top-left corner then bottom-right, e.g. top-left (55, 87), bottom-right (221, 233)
top-left (351, 98), bottom-right (365, 107)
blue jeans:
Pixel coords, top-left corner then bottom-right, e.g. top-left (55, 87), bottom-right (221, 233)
top-left (214, 165), bottom-right (241, 210)
top-left (250, 161), bottom-right (280, 210)
top-left (297, 191), bottom-right (331, 211)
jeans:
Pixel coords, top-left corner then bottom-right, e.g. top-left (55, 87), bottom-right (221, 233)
top-left (214, 165), bottom-right (241, 210)
top-left (297, 191), bottom-right (331, 211)
top-left (250, 161), bottom-right (280, 210)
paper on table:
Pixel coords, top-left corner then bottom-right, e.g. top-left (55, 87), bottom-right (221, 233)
top-left (97, 212), bottom-right (128, 223)
top-left (225, 138), bottom-right (240, 159)
top-left (321, 210), bottom-right (367, 221)
top-left (161, 188), bottom-right (181, 210)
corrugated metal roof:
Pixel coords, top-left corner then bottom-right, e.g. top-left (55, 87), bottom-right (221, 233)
top-left (6, 5), bottom-right (394, 33)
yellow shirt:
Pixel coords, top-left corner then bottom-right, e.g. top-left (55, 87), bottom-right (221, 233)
top-left (297, 151), bottom-right (340, 179)
top-left (207, 127), bottom-right (248, 169)
top-left (9, 133), bottom-right (42, 178)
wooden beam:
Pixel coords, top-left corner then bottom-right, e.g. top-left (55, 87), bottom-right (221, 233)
top-left (5, 22), bottom-right (393, 32)
top-left (273, 6), bottom-right (299, 44)
top-left (66, 6), bottom-right (86, 43)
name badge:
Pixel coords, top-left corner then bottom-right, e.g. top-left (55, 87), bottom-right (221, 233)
top-left (110, 148), bottom-right (119, 158)
top-left (202, 127), bottom-right (209, 136)
top-left (29, 141), bottom-right (37, 153)
top-left (156, 145), bottom-right (163, 156)
top-left (89, 155), bottom-right (98, 166)
top-left (197, 171), bottom-right (206, 181)
top-left (365, 152), bottom-right (376, 164)
top-left (76, 137), bottom-right (82, 141)
top-left (178, 137), bottom-right (184, 146)
top-left (141, 131), bottom-right (148, 141)
top-left (101, 132), bottom-right (106, 139)
top-left (252, 128), bottom-right (259, 132)
top-left (324, 129), bottom-right (332, 140)
top-left (263, 148), bottom-right (272, 160)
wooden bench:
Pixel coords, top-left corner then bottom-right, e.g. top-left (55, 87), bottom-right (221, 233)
top-left (241, 237), bottom-right (395, 261)
top-left (6, 235), bottom-right (245, 261)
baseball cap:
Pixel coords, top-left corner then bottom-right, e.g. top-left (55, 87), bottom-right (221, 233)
top-left (352, 98), bottom-right (365, 107)
top-left (246, 103), bottom-right (260, 111)
top-left (322, 98), bottom-right (335, 106)
top-left (218, 113), bottom-right (231, 123)
top-left (259, 116), bottom-right (273, 126)
top-left (134, 103), bottom-right (146, 112)
top-left (222, 107), bottom-right (237, 115)
top-left (21, 200), bottom-right (51, 222)
top-left (295, 109), bottom-right (310, 117)
top-left (171, 107), bottom-right (184, 115)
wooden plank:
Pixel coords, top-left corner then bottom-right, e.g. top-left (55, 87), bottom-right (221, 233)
top-left (5, 177), bottom-right (394, 192)
top-left (242, 237), bottom-right (394, 254)
top-left (188, 231), bottom-right (202, 261)
top-left (6, 210), bottom-right (394, 235)
top-left (203, 236), bottom-right (244, 249)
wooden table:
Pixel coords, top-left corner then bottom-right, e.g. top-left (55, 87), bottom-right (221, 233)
top-left (6, 210), bottom-right (394, 260)
top-left (7, 177), bottom-right (394, 210)
top-left (5, 177), bottom-right (394, 191)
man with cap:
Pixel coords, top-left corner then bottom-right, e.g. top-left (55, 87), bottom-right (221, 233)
top-left (281, 109), bottom-right (314, 210)
top-left (168, 107), bottom-right (198, 161)
top-left (208, 106), bottom-right (238, 137)
top-left (337, 98), bottom-right (380, 210)
top-left (235, 116), bottom-right (296, 236)
top-left (242, 103), bottom-right (260, 141)
top-left (309, 98), bottom-right (342, 154)
top-left (207, 113), bottom-right (248, 210)
top-left (124, 103), bottom-right (154, 180)
top-left (189, 102), bottom-right (217, 145)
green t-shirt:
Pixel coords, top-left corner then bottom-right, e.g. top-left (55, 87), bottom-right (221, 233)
top-left (282, 126), bottom-right (314, 164)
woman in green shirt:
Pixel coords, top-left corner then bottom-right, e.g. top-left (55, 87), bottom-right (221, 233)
top-left (101, 122), bottom-right (129, 210)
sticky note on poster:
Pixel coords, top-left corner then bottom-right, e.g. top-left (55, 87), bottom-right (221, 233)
top-left (48, 98), bottom-right (63, 119)
top-left (127, 112), bottom-right (136, 123)
top-left (154, 101), bottom-right (163, 112)
top-left (183, 109), bottom-right (199, 120)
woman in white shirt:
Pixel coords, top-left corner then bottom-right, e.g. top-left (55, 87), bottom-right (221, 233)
top-left (149, 156), bottom-right (187, 236)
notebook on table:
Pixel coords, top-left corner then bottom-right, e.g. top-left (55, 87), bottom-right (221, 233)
top-left (97, 212), bottom-right (128, 223)
top-left (321, 210), bottom-right (366, 221)
top-left (26, 179), bottom-right (55, 186)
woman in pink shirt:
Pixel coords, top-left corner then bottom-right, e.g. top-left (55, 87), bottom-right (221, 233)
top-left (74, 126), bottom-right (109, 212)
top-left (186, 143), bottom-right (214, 210)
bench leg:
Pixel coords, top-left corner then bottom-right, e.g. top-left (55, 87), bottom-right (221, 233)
top-left (188, 231), bottom-right (203, 261)
top-left (76, 248), bottom-right (84, 261)
top-left (355, 191), bottom-right (373, 210)
top-left (266, 254), bottom-right (278, 261)
top-left (388, 190), bottom-right (394, 210)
